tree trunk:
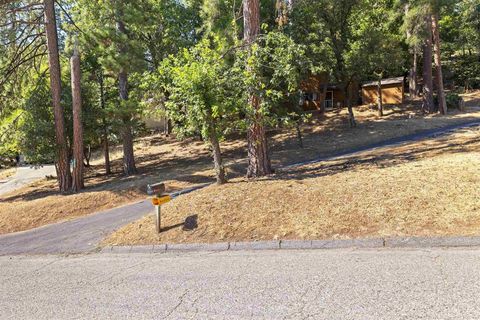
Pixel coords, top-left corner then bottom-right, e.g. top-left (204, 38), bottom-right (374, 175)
top-left (320, 83), bottom-right (327, 113)
top-left (247, 102), bottom-right (273, 177)
top-left (343, 84), bottom-right (356, 127)
top-left (121, 121), bottom-right (136, 175)
top-left (377, 77), bottom-right (383, 117)
top-left (44, 0), bottom-right (71, 192)
top-left (409, 48), bottom-right (418, 99)
top-left (164, 117), bottom-right (172, 136)
top-left (84, 145), bottom-right (91, 167)
top-left (98, 75), bottom-right (111, 175)
top-left (208, 124), bottom-right (226, 185)
top-left (103, 134), bottom-right (111, 175)
top-left (244, 0), bottom-right (273, 178)
top-left (70, 48), bottom-right (84, 192)
top-left (405, 2), bottom-right (418, 100)
top-left (431, 13), bottom-right (447, 115)
top-left (116, 17), bottom-right (137, 175)
top-left (422, 14), bottom-right (435, 114)
top-left (244, 0), bottom-right (260, 42)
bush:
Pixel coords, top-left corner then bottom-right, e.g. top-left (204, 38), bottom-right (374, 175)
top-left (445, 93), bottom-right (463, 110)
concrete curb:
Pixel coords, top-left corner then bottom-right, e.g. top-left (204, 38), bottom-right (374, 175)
top-left (101, 236), bottom-right (480, 254)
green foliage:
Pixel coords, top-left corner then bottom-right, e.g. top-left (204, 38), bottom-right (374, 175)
top-left (1, 0), bottom-right (479, 169)
top-left (440, 0), bottom-right (480, 55)
top-left (353, 0), bottom-right (406, 80)
top-left (447, 55), bottom-right (480, 90)
top-left (445, 93), bottom-right (463, 109)
top-left (158, 37), bottom-right (238, 141)
top-left (0, 109), bottom-right (22, 162)
top-left (18, 76), bottom-right (56, 164)
top-left (235, 30), bottom-right (309, 127)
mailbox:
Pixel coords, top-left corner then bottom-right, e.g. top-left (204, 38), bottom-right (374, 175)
top-left (147, 182), bottom-right (170, 234)
top-left (147, 182), bottom-right (165, 196)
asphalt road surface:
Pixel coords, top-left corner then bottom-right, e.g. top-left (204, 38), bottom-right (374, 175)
top-left (0, 165), bottom-right (56, 197)
top-left (1, 248), bottom-right (480, 319)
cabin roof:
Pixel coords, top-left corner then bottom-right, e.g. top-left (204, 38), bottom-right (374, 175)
top-left (362, 76), bottom-right (404, 88)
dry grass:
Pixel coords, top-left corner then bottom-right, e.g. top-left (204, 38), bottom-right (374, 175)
top-left (0, 168), bottom-right (16, 180)
top-left (1, 94), bottom-right (480, 235)
top-left (463, 90), bottom-right (480, 108)
top-left (103, 125), bottom-right (480, 245)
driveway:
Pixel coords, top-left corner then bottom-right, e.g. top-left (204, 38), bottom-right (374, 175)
top-left (1, 248), bottom-right (480, 319)
top-left (0, 200), bottom-right (152, 255)
top-left (0, 165), bottom-right (56, 197)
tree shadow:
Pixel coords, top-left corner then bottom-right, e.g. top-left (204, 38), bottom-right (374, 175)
top-left (160, 214), bottom-right (198, 233)
top-left (269, 135), bottom-right (479, 183)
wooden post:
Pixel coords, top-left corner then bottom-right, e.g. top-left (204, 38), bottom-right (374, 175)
top-left (155, 205), bottom-right (161, 233)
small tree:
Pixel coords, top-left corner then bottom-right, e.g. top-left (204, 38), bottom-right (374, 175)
top-left (235, 29), bottom-right (308, 173)
top-left (159, 38), bottom-right (240, 184)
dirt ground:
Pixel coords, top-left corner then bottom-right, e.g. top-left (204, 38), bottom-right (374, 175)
top-left (104, 125), bottom-right (480, 245)
top-left (1, 92), bottom-right (480, 235)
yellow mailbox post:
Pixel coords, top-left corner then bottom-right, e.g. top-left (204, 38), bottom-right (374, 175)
top-left (147, 183), bottom-right (171, 233)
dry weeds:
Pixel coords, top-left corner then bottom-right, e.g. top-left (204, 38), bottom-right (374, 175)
top-left (103, 125), bottom-right (480, 245)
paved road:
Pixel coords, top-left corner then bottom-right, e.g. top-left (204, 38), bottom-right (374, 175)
top-left (0, 165), bottom-right (56, 197)
top-left (1, 248), bottom-right (480, 319)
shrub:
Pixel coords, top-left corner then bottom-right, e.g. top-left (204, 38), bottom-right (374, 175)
top-left (445, 93), bottom-right (463, 110)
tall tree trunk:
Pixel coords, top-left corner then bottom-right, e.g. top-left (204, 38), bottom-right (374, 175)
top-left (422, 14), bottom-right (435, 114)
top-left (98, 74), bottom-right (111, 175)
top-left (320, 83), bottom-right (327, 113)
top-left (409, 48), bottom-right (418, 99)
top-left (102, 133), bottom-right (111, 175)
top-left (377, 77), bottom-right (383, 117)
top-left (116, 17), bottom-right (137, 175)
top-left (44, 0), bottom-right (71, 192)
top-left (343, 83), bottom-right (356, 127)
top-left (208, 123), bottom-right (226, 185)
top-left (244, 0), bottom-right (272, 178)
top-left (405, 2), bottom-right (418, 100)
top-left (431, 13), bottom-right (447, 115)
top-left (121, 118), bottom-right (136, 175)
top-left (70, 47), bottom-right (84, 192)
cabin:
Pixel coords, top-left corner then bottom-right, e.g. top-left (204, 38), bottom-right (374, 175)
top-left (300, 74), bottom-right (359, 112)
top-left (362, 77), bottom-right (405, 105)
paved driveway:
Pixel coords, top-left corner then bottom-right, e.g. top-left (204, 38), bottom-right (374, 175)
top-left (0, 165), bottom-right (56, 197)
top-left (0, 200), bottom-right (152, 255)
top-left (1, 248), bottom-right (480, 319)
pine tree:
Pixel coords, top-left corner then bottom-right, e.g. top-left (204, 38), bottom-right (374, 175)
top-left (44, 0), bottom-right (72, 191)
top-left (244, 0), bottom-right (273, 178)
top-left (70, 43), bottom-right (84, 192)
